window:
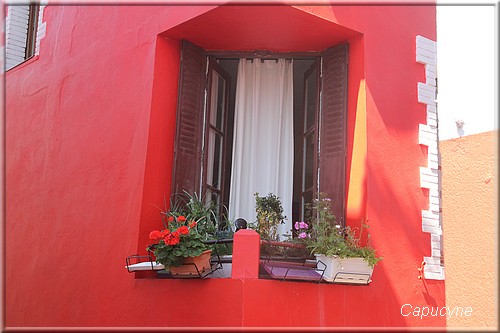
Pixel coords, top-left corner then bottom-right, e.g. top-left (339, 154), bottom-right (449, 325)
top-left (5, 4), bottom-right (40, 70)
top-left (171, 40), bottom-right (348, 232)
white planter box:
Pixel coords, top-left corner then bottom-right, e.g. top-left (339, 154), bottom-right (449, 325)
top-left (315, 254), bottom-right (374, 285)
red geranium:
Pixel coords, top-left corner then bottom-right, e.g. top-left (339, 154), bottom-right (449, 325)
top-left (178, 226), bottom-right (189, 235)
top-left (149, 230), bottom-right (164, 241)
top-left (148, 213), bottom-right (208, 267)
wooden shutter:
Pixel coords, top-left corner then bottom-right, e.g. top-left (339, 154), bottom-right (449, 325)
top-left (171, 40), bottom-right (207, 197)
top-left (318, 43), bottom-right (348, 225)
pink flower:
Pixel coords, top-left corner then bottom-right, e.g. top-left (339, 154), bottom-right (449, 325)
top-left (298, 232), bottom-right (308, 239)
top-left (299, 222), bottom-right (308, 229)
top-left (294, 222), bottom-right (300, 230)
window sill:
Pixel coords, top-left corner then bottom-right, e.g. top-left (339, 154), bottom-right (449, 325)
top-left (6, 55), bottom-right (39, 73)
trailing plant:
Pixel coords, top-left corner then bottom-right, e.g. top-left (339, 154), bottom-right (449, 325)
top-left (296, 193), bottom-right (382, 267)
top-left (254, 192), bottom-right (286, 241)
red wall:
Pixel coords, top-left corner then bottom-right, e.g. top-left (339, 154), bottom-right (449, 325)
top-left (5, 5), bottom-right (443, 328)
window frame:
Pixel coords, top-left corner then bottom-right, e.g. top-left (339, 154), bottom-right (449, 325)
top-left (172, 41), bottom-right (349, 227)
top-left (5, 4), bottom-right (40, 71)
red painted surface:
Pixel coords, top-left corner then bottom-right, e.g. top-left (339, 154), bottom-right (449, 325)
top-left (231, 230), bottom-right (260, 279)
top-left (5, 5), bottom-right (443, 328)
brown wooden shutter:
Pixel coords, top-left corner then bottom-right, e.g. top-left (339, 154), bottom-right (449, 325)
top-left (171, 40), bottom-right (207, 197)
top-left (318, 43), bottom-right (348, 225)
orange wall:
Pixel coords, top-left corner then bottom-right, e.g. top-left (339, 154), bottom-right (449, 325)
top-left (440, 130), bottom-right (498, 329)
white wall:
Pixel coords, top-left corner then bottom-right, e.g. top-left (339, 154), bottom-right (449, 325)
top-left (436, 5), bottom-right (496, 140)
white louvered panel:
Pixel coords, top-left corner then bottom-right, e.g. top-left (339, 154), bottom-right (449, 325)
top-left (422, 217), bottom-right (440, 227)
top-left (416, 35), bottom-right (437, 51)
top-left (424, 271), bottom-right (445, 280)
top-left (427, 111), bottom-right (437, 121)
top-left (429, 203), bottom-right (440, 212)
top-left (5, 5), bottom-right (30, 70)
top-left (422, 224), bottom-right (442, 235)
top-left (424, 263), bottom-right (443, 274)
top-left (429, 196), bottom-right (440, 207)
top-left (418, 94), bottom-right (436, 106)
top-left (427, 118), bottom-right (437, 127)
top-left (420, 166), bottom-right (439, 176)
top-left (421, 173), bottom-right (438, 185)
top-left (418, 82), bottom-right (436, 97)
top-left (421, 181), bottom-right (439, 190)
top-left (426, 64), bottom-right (437, 76)
top-left (427, 160), bottom-right (439, 170)
top-left (35, 6), bottom-right (47, 55)
top-left (423, 256), bottom-right (441, 265)
top-left (428, 153), bottom-right (439, 165)
top-left (431, 249), bottom-right (441, 257)
top-left (417, 35), bottom-right (443, 280)
top-left (431, 239), bottom-right (441, 250)
top-left (420, 123), bottom-right (437, 134)
top-left (422, 210), bottom-right (440, 220)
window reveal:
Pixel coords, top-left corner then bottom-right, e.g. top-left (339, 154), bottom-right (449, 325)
top-left (172, 40), bottom-right (348, 229)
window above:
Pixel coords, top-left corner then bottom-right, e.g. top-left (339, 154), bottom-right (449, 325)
top-left (5, 4), bottom-right (42, 71)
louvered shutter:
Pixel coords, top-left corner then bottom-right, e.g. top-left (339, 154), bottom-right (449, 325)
top-left (318, 43), bottom-right (348, 225)
top-left (171, 41), bottom-right (207, 197)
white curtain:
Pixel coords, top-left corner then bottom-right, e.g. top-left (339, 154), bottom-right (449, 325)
top-left (229, 58), bottom-right (294, 239)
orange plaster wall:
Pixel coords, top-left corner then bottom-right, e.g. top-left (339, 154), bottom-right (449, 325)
top-left (440, 130), bottom-right (498, 329)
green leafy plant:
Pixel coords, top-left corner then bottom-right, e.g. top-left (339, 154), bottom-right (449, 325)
top-left (168, 191), bottom-right (229, 240)
top-left (254, 192), bottom-right (286, 241)
top-left (296, 193), bottom-right (382, 267)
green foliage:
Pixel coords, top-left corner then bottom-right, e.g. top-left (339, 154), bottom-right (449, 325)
top-left (300, 193), bottom-right (382, 267)
top-left (254, 192), bottom-right (286, 241)
top-left (167, 191), bottom-right (230, 241)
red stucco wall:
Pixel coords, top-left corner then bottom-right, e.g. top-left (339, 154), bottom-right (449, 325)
top-left (5, 5), bottom-right (443, 328)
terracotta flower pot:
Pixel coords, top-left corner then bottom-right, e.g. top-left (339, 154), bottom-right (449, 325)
top-left (169, 249), bottom-right (213, 276)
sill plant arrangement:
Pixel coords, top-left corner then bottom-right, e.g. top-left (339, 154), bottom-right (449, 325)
top-left (148, 215), bottom-right (209, 268)
top-left (148, 191), bottom-right (232, 268)
top-left (254, 192), bottom-right (286, 241)
top-left (295, 193), bottom-right (382, 268)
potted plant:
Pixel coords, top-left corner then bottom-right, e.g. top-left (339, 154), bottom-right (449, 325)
top-left (254, 192), bottom-right (286, 241)
top-left (296, 194), bottom-right (382, 284)
top-left (148, 213), bottom-right (212, 276)
top-left (148, 191), bottom-right (235, 277)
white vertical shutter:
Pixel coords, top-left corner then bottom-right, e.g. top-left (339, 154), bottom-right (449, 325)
top-left (5, 5), bottom-right (31, 70)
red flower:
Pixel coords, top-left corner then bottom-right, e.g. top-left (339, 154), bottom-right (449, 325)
top-left (189, 221), bottom-right (197, 228)
top-left (167, 216), bottom-right (175, 222)
top-left (178, 215), bottom-right (187, 222)
top-left (167, 233), bottom-right (180, 245)
top-left (149, 230), bottom-right (163, 241)
top-left (178, 226), bottom-right (189, 235)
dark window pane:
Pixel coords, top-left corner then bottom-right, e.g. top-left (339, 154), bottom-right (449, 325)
top-left (303, 133), bottom-right (315, 191)
top-left (209, 73), bottom-right (226, 131)
top-left (207, 130), bottom-right (223, 189)
top-left (304, 67), bottom-right (317, 130)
